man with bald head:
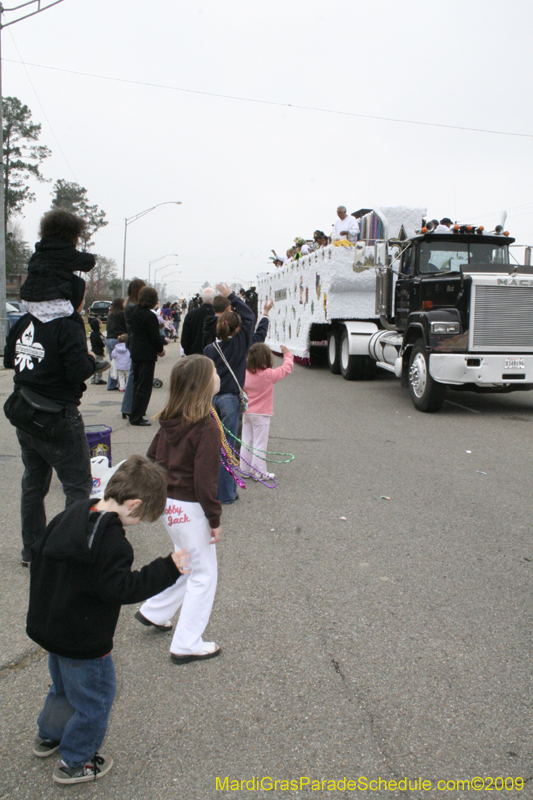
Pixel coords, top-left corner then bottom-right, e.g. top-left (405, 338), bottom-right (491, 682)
top-left (331, 206), bottom-right (360, 242)
top-left (180, 286), bottom-right (216, 355)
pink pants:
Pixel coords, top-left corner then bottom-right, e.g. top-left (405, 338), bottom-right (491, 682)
top-left (239, 412), bottom-right (271, 477)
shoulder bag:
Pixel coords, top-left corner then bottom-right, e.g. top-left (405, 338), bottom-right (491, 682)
top-left (4, 386), bottom-right (70, 441)
top-left (213, 342), bottom-right (248, 412)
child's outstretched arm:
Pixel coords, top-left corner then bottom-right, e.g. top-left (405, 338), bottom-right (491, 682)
top-left (172, 548), bottom-right (191, 573)
top-left (271, 345), bottom-right (294, 383)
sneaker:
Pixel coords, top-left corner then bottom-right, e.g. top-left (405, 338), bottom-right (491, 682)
top-left (33, 735), bottom-right (60, 758)
top-left (53, 753), bottom-right (113, 784)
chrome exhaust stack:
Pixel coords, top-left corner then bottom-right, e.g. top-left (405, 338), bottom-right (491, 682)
top-left (374, 241), bottom-right (397, 331)
top-left (495, 210), bottom-right (507, 235)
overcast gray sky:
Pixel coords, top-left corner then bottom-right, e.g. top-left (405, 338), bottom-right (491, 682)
top-left (3, 0), bottom-right (532, 297)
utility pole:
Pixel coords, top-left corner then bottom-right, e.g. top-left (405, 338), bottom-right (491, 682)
top-left (0, 0), bottom-right (65, 352)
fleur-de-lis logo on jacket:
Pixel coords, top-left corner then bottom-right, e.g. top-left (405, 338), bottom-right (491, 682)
top-left (14, 321), bottom-right (45, 372)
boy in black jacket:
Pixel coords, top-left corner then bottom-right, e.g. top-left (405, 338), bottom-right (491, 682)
top-left (27, 455), bottom-right (190, 785)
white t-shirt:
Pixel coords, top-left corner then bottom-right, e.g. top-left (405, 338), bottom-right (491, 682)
top-left (332, 214), bottom-right (360, 241)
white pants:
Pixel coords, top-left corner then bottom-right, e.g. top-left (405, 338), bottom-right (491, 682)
top-left (140, 499), bottom-right (217, 655)
top-left (239, 413), bottom-right (271, 477)
top-left (117, 369), bottom-right (130, 391)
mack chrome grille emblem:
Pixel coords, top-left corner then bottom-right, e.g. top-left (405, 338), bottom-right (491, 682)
top-left (497, 278), bottom-right (533, 287)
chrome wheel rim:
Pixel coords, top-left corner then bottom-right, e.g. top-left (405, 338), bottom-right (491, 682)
top-left (409, 352), bottom-right (427, 398)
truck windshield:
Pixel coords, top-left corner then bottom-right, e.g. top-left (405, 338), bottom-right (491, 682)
top-left (419, 241), bottom-right (509, 274)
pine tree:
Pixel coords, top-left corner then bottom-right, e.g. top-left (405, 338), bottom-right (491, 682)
top-left (51, 179), bottom-right (108, 251)
top-left (3, 96), bottom-right (51, 223)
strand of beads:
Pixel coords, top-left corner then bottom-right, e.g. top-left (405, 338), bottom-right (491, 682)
top-left (211, 407), bottom-right (238, 466)
top-left (226, 436), bottom-right (276, 488)
top-left (218, 419), bottom-right (295, 464)
top-left (211, 407), bottom-right (247, 489)
top-left (211, 407), bottom-right (277, 489)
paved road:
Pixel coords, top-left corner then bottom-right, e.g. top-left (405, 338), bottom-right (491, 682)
top-left (0, 345), bottom-right (532, 799)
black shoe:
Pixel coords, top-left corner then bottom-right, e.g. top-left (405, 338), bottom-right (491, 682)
top-left (134, 610), bottom-right (172, 631)
top-left (130, 418), bottom-right (151, 426)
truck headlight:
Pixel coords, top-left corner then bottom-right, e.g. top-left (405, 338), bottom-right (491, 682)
top-left (430, 321), bottom-right (460, 334)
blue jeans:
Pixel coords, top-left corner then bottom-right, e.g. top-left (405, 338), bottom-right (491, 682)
top-left (106, 339), bottom-right (118, 390)
top-left (17, 410), bottom-right (92, 561)
top-left (213, 393), bottom-right (240, 503)
top-left (38, 653), bottom-right (116, 768)
top-left (121, 370), bottom-right (134, 415)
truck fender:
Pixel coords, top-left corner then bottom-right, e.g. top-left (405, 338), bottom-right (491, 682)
top-left (400, 323), bottom-right (427, 386)
top-left (340, 321), bottom-right (379, 355)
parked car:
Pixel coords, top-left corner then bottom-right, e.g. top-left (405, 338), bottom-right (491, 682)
top-left (6, 301), bottom-right (27, 332)
top-left (88, 300), bottom-right (112, 320)
top-left (7, 301), bottom-right (26, 313)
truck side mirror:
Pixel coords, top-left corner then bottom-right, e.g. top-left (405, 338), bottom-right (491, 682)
top-left (374, 242), bottom-right (389, 267)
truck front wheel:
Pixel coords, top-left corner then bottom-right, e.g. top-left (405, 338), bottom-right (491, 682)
top-left (408, 343), bottom-right (446, 412)
top-left (327, 331), bottom-right (341, 374)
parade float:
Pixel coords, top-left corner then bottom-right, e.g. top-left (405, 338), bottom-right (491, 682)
top-left (258, 207), bottom-right (533, 412)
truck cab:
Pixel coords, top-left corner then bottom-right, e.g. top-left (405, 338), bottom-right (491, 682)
top-left (390, 231), bottom-right (533, 410)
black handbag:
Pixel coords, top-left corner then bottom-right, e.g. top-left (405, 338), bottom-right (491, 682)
top-left (4, 387), bottom-right (69, 442)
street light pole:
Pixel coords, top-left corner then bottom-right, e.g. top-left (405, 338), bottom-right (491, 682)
top-left (121, 201), bottom-right (182, 296)
top-left (0, 0), bottom-right (66, 352)
top-left (148, 253), bottom-right (178, 285)
top-left (153, 263), bottom-right (179, 284)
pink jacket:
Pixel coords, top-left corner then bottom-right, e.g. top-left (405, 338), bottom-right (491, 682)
top-left (243, 352), bottom-right (294, 415)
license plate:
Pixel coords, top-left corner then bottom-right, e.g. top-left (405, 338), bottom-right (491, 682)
top-left (504, 358), bottom-right (525, 370)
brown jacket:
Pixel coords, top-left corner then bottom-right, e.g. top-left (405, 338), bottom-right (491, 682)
top-left (147, 415), bottom-right (222, 528)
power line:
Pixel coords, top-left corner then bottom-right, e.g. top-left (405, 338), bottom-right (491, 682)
top-left (6, 31), bottom-right (78, 181)
top-left (4, 57), bottom-right (533, 140)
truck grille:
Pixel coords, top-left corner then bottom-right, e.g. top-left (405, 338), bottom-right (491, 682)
top-left (471, 285), bottom-right (533, 351)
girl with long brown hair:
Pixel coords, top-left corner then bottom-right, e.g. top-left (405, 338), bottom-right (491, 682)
top-left (135, 355), bottom-right (223, 664)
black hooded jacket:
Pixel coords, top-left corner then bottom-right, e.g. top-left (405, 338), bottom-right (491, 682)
top-left (89, 318), bottom-right (106, 356)
top-left (21, 237), bottom-right (95, 303)
top-left (26, 499), bottom-right (180, 659)
top-left (4, 312), bottom-right (95, 406)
